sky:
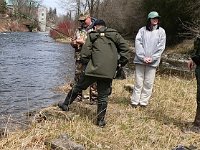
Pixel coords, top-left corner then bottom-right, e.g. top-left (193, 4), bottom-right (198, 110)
top-left (42, 0), bottom-right (66, 16)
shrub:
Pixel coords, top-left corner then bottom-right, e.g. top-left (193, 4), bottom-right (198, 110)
top-left (50, 20), bottom-right (75, 39)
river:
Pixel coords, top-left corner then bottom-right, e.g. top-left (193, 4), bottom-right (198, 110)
top-left (0, 32), bottom-right (74, 128)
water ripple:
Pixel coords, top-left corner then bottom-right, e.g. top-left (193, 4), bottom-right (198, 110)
top-left (0, 32), bottom-right (74, 125)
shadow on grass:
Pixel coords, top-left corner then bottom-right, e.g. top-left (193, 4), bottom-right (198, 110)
top-left (144, 107), bottom-right (191, 129)
top-left (109, 97), bottom-right (130, 105)
top-left (108, 96), bottom-right (191, 130)
top-left (69, 102), bottom-right (97, 123)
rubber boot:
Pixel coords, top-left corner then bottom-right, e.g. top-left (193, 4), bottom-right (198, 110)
top-left (58, 89), bottom-right (78, 111)
top-left (194, 105), bottom-right (200, 127)
top-left (96, 103), bottom-right (107, 127)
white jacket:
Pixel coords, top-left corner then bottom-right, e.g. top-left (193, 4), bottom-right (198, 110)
top-left (134, 26), bottom-right (166, 67)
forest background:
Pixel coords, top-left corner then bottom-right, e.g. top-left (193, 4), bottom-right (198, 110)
top-left (59, 0), bottom-right (200, 46)
top-left (0, 0), bottom-right (200, 45)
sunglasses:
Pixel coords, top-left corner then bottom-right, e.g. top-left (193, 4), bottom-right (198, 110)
top-left (80, 19), bottom-right (86, 23)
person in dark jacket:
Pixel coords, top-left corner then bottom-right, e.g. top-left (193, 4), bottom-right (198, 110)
top-left (187, 36), bottom-right (200, 133)
top-left (58, 19), bottom-right (130, 127)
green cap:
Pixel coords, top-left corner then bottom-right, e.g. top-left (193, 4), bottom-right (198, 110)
top-left (148, 11), bottom-right (160, 19)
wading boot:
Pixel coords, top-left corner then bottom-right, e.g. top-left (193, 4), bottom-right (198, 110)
top-left (192, 105), bottom-right (200, 133)
top-left (96, 103), bottom-right (107, 128)
top-left (97, 120), bottom-right (106, 128)
top-left (194, 105), bottom-right (200, 127)
top-left (183, 106), bottom-right (200, 133)
top-left (58, 89), bottom-right (78, 111)
top-left (183, 125), bottom-right (200, 134)
top-left (58, 102), bottom-right (69, 111)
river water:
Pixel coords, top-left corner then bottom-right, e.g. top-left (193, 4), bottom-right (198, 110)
top-left (0, 32), bottom-right (74, 128)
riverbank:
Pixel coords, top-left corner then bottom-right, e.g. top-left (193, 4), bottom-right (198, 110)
top-left (0, 32), bottom-right (75, 138)
top-left (1, 75), bottom-right (200, 149)
top-left (0, 31), bottom-right (197, 149)
top-left (0, 17), bottom-right (29, 32)
top-left (55, 37), bottom-right (71, 43)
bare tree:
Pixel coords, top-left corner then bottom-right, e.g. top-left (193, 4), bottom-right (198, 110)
top-left (97, 0), bottom-right (144, 37)
top-left (11, 0), bottom-right (42, 19)
top-left (86, 0), bottom-right (101, 17)
top-left (58, 0), bottom-right (101, 19)
top-left (57, 0), bottom-right (83, 18)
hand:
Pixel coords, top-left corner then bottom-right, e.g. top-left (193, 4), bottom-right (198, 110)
top-left (70, 39), bottom-right (79, 48)
top-left (146, 57), bottom-right (152, 63)
top-left (187, 59), bottom-right (194, 71)
top-left (76, 38), bottom-right (85, 44)
top-left (144, 57), bottom-right (152, 64)
top-left (70, 38), bottom-right (76, 44)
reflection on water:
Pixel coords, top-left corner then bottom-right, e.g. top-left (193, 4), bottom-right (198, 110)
top-left (0, 32), bottom-right (74, 127)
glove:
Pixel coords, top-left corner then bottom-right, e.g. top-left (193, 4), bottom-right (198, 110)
top-left (80, 57), bottom-right (90, 65)
top-left (118, 56), bottom-right (128, 67)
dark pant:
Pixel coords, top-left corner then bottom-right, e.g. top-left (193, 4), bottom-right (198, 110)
top-left (194, 66), bottom-right (200, 126)
top-left (74, 61), bottom-right (98, 102)
top-left (64, 75), bottom-right (112, 105)
top-left (63, 74), bottom-right (112, 121)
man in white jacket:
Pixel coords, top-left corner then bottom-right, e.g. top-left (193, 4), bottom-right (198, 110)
top-left (130, 11), bottom-right (166, 108)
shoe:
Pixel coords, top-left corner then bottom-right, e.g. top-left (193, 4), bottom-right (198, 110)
top-left (58, 102), bottom-right (69, 111)
top-left (96, 103), bottom-right (107, 127)
top-left (75, 97), bottom-right (82, 102)
top-left (130, 104), bottom-right (138, 108)
top-left (96, 120), bottom-right (106, 128)
top-left (139, 104), bottom-right (147, 108)
top-left (90, 100), bottom-right (97, 105)
top-left (140, 105), bottom-right (147, 108)
top-left (182, 125), bottom-right (200, 133)
top-left (172, 144), bottom-right (197, 150)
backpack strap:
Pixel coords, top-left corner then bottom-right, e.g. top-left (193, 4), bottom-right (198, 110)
top-left (89, 28), bottom-right (118, 50)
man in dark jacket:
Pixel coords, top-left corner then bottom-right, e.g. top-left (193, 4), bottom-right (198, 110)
top-left (187, 36), bottom-right (200, 133)
top-left (58, 19), bottom-right (130, 127)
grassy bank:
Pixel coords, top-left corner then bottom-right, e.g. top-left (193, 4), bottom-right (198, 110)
top-left (0, 75), bottom-right (199, 150)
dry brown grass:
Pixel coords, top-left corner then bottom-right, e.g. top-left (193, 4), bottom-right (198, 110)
top-left (1, 75), bottom-right (200, 150)
top-left (166, 40), bottom-right (194, 54)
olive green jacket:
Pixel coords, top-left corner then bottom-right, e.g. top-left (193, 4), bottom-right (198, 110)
top-left (81, 27), bottom-right (130, 79)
